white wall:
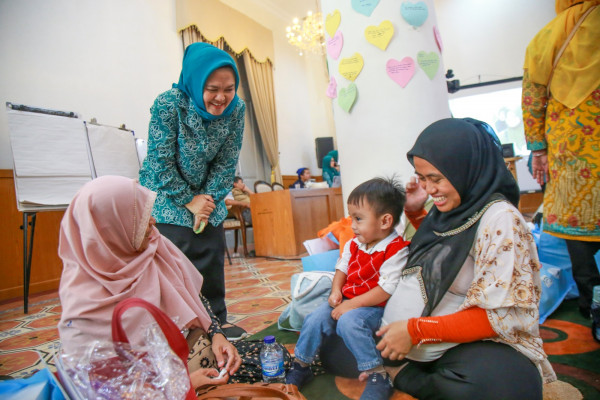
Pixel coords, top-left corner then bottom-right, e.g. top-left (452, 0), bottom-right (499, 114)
top-left (435, 0), bottom-right (555, 97)
top-left (0, 0), bottom-right (182, 169)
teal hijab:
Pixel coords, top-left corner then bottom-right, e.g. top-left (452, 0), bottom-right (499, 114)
top-left (322, 155), bottom-right (340, 178)
top-left (327, 150), bottom-right (338, 162)
top-left (174, 43), bottom-right (240, 121)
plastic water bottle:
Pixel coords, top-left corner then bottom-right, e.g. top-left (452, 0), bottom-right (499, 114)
top-left (591, 285), bottom-right (600, 343)
top-left (260, 335), bottom-right (286, 383)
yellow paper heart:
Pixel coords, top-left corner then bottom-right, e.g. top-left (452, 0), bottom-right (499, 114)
top-left (339, 53), bottom-right (364, 82)
top-left (364, 20), bottom-right (394, 51)
top-left (325, 10), bottom-right (341, 38)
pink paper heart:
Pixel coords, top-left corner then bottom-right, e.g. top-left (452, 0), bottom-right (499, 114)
top-left (433, 26), bottom-right (443, 53)
top-left (326, 76), bottom-right (337, 98)
top-left (386, 57), bottom-right (415, 88)
top-left (327, 31), bottom-right (344, 60)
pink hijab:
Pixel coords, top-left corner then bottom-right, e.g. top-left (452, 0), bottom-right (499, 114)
top-left (58, 176), bottom-right (212, 353)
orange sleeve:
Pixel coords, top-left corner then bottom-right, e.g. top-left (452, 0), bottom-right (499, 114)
top-left (406, 307), bottom-right (497, 346)
top-left (404, 208), bottom-right (428, 230)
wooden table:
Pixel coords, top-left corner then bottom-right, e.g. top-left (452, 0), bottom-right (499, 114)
top-left (250, 187), bottom-right (344, 257)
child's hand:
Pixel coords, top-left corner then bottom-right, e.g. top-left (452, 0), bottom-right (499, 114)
top-left (328, 291), bottom-right (342, 308)
top-left (331, 300), bottom-right (356, 320)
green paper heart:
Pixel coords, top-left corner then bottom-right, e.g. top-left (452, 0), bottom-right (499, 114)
top-left (338, 83), bottom-right (357, 113)
top-left (417, 51), bottom-right (439, 80)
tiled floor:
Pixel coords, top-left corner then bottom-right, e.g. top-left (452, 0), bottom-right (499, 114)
top-left (0, 256), bottom-right (302, 379)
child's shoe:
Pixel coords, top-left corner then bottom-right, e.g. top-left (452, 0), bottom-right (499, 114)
top-left (285, 361), bottom-right (314, 389)
top-left (359, 372), bottom-right (393, 400)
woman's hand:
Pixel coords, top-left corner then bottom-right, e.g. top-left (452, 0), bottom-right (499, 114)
top-left (185, 194), bottom-right (215, 216)
top-left (404, 176), bottom-right (428, 212)
top-left (211, 333), bottom-right (242, 375)
top-left (531, 151), bottom-right (548, 186)
top-left (186, 194), bottom-right (215, 231)
top-left (376, 320), bottom-right (413, 360)
top-left (190, 368), bottom-right (228, 389)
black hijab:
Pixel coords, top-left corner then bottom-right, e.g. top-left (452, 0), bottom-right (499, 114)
top-left (406, 118), bottom-right (520, 316)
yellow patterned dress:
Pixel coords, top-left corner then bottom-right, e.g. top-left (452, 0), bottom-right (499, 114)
top-left (522, 73), bottom-right (600, 241)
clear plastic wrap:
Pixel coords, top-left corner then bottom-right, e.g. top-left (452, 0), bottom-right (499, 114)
top-left (59, 322), bottom-right (190, 400)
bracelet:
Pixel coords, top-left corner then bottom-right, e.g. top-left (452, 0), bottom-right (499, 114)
top-left (532, 151), bottom-right (547, 157)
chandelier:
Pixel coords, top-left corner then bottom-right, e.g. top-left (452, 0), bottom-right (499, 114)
top-left (285, 11), bottom-right (326, 56)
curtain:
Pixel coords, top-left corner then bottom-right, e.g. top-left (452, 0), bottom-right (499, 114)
top-left (241, 52), bottom-right (281, 183)
top-left (181, 26), bottom-right (281, 183)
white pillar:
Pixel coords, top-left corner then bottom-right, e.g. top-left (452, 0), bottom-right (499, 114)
top-left (321, 0), bottom-right (451, 200)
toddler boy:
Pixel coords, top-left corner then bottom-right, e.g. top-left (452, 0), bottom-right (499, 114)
top-left (286, 177), bottom-right (408, 400)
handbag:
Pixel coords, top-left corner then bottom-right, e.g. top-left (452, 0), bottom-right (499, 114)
top-left (196, 382), bottom-right (307, 400)
top-left (278, 271), bottom-right (334, 332)
top-left (58, 297), bottom-right (196, 400)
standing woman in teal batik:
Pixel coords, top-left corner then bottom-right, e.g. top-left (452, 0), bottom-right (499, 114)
top-left (140, 42), bottom-right (247, 340)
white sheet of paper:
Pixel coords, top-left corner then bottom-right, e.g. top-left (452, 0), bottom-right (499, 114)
top-left (85, 123), bottom-right (140, 179)
top-left (7, 110), bottom-right (92, 177)
top-left (303, 237), bottom-right (339, 255)
top-left (15, 176), bottom-right (91, 210)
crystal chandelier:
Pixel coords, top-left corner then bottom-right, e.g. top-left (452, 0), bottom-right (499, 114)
top-left (285, 11), bottom-right (326, 56)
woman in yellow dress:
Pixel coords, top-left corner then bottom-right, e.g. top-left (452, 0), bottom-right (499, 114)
top-left (522, 0), bottom-right (600, 317)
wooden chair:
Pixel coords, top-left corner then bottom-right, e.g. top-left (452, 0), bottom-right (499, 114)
top-left (271, 182), bottom-right (285, 191)
top-left (223, 205), bottom-right (249, 264)
top-left (254, 180), bottom-right (273, 193)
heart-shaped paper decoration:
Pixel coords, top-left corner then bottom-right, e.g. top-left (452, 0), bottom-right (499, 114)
top-left (327, 31), bottom-right (344, 60)
top-left (325, 10), bottom-right (341, 38)
top-left (417, 51), bottom-right (439, 80)
top-left (365, 20), bottom-right (394, 51)
top-left (433, 26), bottom-right (443, 53)
top-left (351, 0), bottom-right (380, 17)
top-left (339, 53), bottom-right (364, 82)
top-left (386, 57), bottom-right (415, 88)
top-left (401, 1), bottom-right (428, 28)
top-left (326, 76), bottom-right (337, 99)
top-left (338, 83), bottom-right (357, 112)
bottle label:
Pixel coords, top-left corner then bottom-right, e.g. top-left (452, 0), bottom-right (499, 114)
top-left (262, 359), bottom-right (284, 377)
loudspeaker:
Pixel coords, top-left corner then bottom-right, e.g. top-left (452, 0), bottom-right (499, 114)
top-left (502, 143), bottom-right (515, 158)
top-left (315, 137), bottom-right (334, 168)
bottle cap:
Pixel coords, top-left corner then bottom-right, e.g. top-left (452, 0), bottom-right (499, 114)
top-left (593, 285), bottom-right (600, 302)
top-left (263, 335), bottom-right (275, 344)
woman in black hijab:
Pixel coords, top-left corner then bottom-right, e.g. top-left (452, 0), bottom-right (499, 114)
top-left (322, 118), bottom-right (555, 399)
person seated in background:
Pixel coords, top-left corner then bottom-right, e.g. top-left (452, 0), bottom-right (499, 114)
top-left (286, 177), bottom-right (409, 400)
top-left (57, 176), bottom-right (241, 390)
top-left (322, 154), bottom-right (340, 187)
top-left (290, 167), bottom-right (311, 189)
top-left (224, 176), bottom-right (252, 224)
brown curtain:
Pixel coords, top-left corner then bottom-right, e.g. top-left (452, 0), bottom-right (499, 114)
top-left (181, 26), bottom-right (281, 183)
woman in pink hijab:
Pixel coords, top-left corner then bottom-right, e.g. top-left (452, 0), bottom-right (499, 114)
top-left (57, 175), bottom-right (241, 388)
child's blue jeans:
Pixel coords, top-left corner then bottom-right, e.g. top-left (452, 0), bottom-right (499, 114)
top-left (293, 300), bottom-right (384, 371)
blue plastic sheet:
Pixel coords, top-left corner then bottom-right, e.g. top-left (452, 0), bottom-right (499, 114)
top-left (532, 223), bottom-right (577, 323)
top-left (0, 368), bottom-right (66, 400)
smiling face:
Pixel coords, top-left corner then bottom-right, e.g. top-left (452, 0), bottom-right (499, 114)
top-left (413, 156), bottom-right (461, 212)
top-left (203, 67), bottom-right (236, 116)
top-left (348, 200), bottom-right (390, 249)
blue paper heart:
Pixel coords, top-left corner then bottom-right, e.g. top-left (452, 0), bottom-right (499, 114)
top-left (351, 0), bottom-right (380, 17)
top-left (401, 1), bottom-right (429, 28)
